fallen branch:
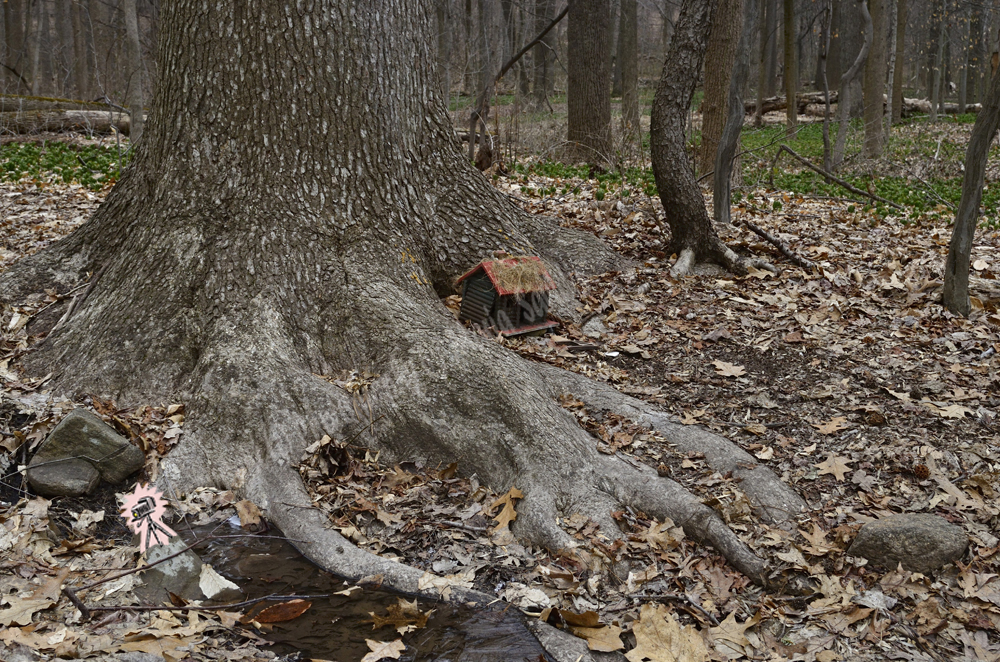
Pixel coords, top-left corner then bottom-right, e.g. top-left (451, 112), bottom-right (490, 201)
top-left (737, 217), bottom-right (815, 271)
top-left (772, 145), bottom-right (903, 210)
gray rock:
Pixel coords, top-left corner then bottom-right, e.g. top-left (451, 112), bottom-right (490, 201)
top-left (848, 513), bottom-right (968, 574)
top-left (135, 538), bottom-right (243, 604)
top-left (27, 409), bottom-right (145, 496)
top-left (26, 458), bottom-right (101, 497)
top-left (582, 316), bottom-right (608, 339)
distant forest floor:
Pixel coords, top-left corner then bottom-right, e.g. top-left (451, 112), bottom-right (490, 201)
top-left (2, 113), bottom-right (1000, 661)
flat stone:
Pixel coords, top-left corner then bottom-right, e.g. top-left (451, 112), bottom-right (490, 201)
top-left (26, 457), bottom-right (101, 497)
top-left (848, 513), bottom-right (968, 574)
top-left (29, 408), bottom-right (145, 485)
top-left (135, 538), bottom-right (242, 604)
top-left (582, 316), bottom-right (608, 339)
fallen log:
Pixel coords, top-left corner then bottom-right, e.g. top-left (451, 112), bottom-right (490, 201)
top-left (0, 110), bottom-right (133, 135)
top-left (747, 92), bottom-right (981, 118)
top-left (0, 93), bottom-right (109, 113)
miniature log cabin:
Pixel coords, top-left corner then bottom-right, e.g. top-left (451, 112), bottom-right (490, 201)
top-left (455, 256), bottom-right (557, 336)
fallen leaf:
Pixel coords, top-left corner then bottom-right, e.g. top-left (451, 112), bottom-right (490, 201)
top-left (707, 610), bottom-right (759, 659)
top-left (811, 417), bottom-right (850, 435)
top-left (815, 455), bottom-right (852, 481)
top-left (487, 486), bottom-right (524, 530)
top-left (361, 638), bottom-right (405, 662)
top-left (569, 624), bottom-right (624, 652)
top-left (712, 360), bottom-right (745, 377)
top-left (625, 602), bottom-right (710, 662)
top-left (252, 599), bottom-right (312, 624)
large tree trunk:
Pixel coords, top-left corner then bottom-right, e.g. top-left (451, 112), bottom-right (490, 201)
top-left (567, 0), bottom-right (612, 161)
top-left (969, 2), bottom-right (985, 104)
top-left (2, 0), bottom-right (799, 604)
top-left (4, 0), bottom-right (27, 93)
top-left (832, 0), bottom-right (871, 169)
top-left (699, 0), bottom-right (742, 183)
top-left (943, 57), bottom-right (1000, 316)
top-left (863, 0), bottom-right (889, 158)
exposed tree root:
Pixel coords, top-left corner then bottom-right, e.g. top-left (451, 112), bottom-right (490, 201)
top-left (668, 244), bottom-right (777, 279)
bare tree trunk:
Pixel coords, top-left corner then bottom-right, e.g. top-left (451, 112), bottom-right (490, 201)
top-left (763, 0), bottom-right (777, 96)
top-left (619, 0), bottom-right (639, 150)
top-left (53, 0), bottom-right (73, 96)
top-left (714, 0), bottom-right (757, 224)
top-left (943, 62), bottom-right (1000, 316)
top-left (121, 0), bottom-right (143, 142)
top-left (753, 0), bottom-right (769, 127)
top-left (532, 0), bottom-right (555, 110)
top-left (884, 0), bottom-right (896, 143)
top-left (863, 0), bottom-right (889, 158)
top-left (891, 0), bottom-right (908, 123)
top-left (820, 0), bottom-right (833, 172)
top-left (782, 0), bottom-right (797, 135)
top-left (463, 0), bottom-right (474, 94)
top-left (833, 0), bottom-right (871, 169)
top-left (699, 0), bottom-right (742, 182)
top-left (930, 1), bottom-right (946, 123)
top-left (567, 0), bottom-right (612, 162)
top-left (611, 0), bottom-right (623, 97)
top-left (436, 0), bottom-right (451, 102)
top-left (969, 2), bottom-right (985, 104)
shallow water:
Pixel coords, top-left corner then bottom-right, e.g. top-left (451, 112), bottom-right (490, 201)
top-left (181, 520), bottom-right (547, 661)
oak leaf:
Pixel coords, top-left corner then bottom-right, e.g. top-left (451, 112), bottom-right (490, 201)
top-left (815, 454), bottom-right (852, 481)
top-left (488, 486), bottom-right (524, 530)
top-left (811, 417), bottom-right (850, 435)
top-left (625, 603), bottom-right (709, 662)
top-left (361, 638), bottom-right (405, 662)
top-left (568, 624), bottom-right (625, 652)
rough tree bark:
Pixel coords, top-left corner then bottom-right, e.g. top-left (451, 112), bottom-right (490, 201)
top-left (863, 0), bottom-right (889, 158)
top-left (699, 0), bottom-right (742, 184)
top-left (567, 0), bottom-right (613, 161)
top-left (969, 2), bottom-right (985, 105)
top-left (651, 0), bottom-right (774, 276)
top-left (942, 59), bottom-right (1000, 316)
top-left (782, 0), bottom-right (797, 135)
top-left (4, 0), bottom-right (27, 93)
top-left (1, 0), bottom-right (801, 604)
top-left (891, 0), bottom-right (908, 124)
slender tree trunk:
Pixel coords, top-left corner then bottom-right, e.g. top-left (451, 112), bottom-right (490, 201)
top-left (619, 0), bottom-right (639, 150)
top-left (782, 0), bottom-right (797, 135)
top-left (931, 2), bottom-right (946, 122)
top-left (5, 0), bottom-right (27, 93)
top-left (833, 0), bottom-right (871, 169)
top-left (827, 0), bottom-right (842, 85)
top-left (753, 0), bottom-right (769, 127)
top-left (863, 0), bottom-right (889, 158)
top-left (532, 0), bottom-right (555, 110)
top-left (436, 0), bottom-right (451, 102)
top-left (567, 0), bottom-right (612, 161)
top-left (464, 0), bottom-right (474, 94)
top-left (699, 0), bottom-right (742, 182)
top-left (714, 0), bottom-right (758, 224)
top-left (53, 0), bottom-right (73, 96)
top-left (958, 11), bottom-right (969, 114)
top-left (0, 0), bottom-right (783, 602)
top-left (612, 0), bottom-right (623, 97)
top-left (764, 0), bottom-right (778, 96)
top-left (660, 0), bottom-right (675, 56)
top-left (884, 0), bottom-right (896, 143)
top-left (891, 0), bottom-right (908, 123)
top-left (969, 2), bottom-right (985, 104)
top-left (943, 63), bottom-right (1000, 316)
top-left (820, 0), bottom-right (833, 172)
top-left (122, 0), bottom-right (143, 142)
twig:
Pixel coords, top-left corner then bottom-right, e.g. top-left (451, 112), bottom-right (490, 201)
top-left (85, 593), bottom-right (335, 614)
top-left (721, 421), bottom-right (790, 429)
top-left (773, 145), bottom-right (903, 209)
top-left (736, 217), bottom-right (816, 271)
top-left (632, 592), bottom-right (720, 626)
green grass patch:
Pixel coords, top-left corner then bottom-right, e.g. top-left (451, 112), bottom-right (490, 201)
top-left (1, 141), bottom-right (127, 190)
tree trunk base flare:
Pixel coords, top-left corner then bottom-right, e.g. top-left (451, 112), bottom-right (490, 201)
top-left (0, 0), bottom-right (806, 625)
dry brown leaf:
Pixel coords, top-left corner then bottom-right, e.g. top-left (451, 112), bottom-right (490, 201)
top-left (361, 638), bottom-right (405, 662)
top-left (487, 486), bottom-right (524, 530)
top-left (569, 624), bottom-right (625, 652)
top-left (712, 360), bottom-right (745, 377)
top-left (815, 454), bottom-right (852, 481)
top-left (625, 602), bottom-right (710, 662)
top-left (811, 416), bottom-right (850, 435)
top-left (252, 599), bottom-right (312, 624)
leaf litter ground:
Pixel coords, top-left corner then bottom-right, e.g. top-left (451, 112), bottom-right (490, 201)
top-left (2, 130), bottom-right (1000, 661)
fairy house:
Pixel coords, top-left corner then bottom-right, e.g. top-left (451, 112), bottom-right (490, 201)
top-left (455, 256), bottom-right (557, 336)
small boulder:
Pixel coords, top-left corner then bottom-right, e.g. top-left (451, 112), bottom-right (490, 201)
top-left (27, 408), bottom-right (145, 497)
top-left (848, 513), bottom-right (968, 574)
top-left (25, 458), bottom-right (101, 497)
top-left (135, 538), bottom-right (243, 604)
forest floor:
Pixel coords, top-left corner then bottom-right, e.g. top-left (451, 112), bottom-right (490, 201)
top-left (2, 114), bottom-right (1000, 662)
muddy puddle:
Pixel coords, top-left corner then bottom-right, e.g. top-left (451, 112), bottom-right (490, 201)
top-left (180, 520), bottom-right (547, 661)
